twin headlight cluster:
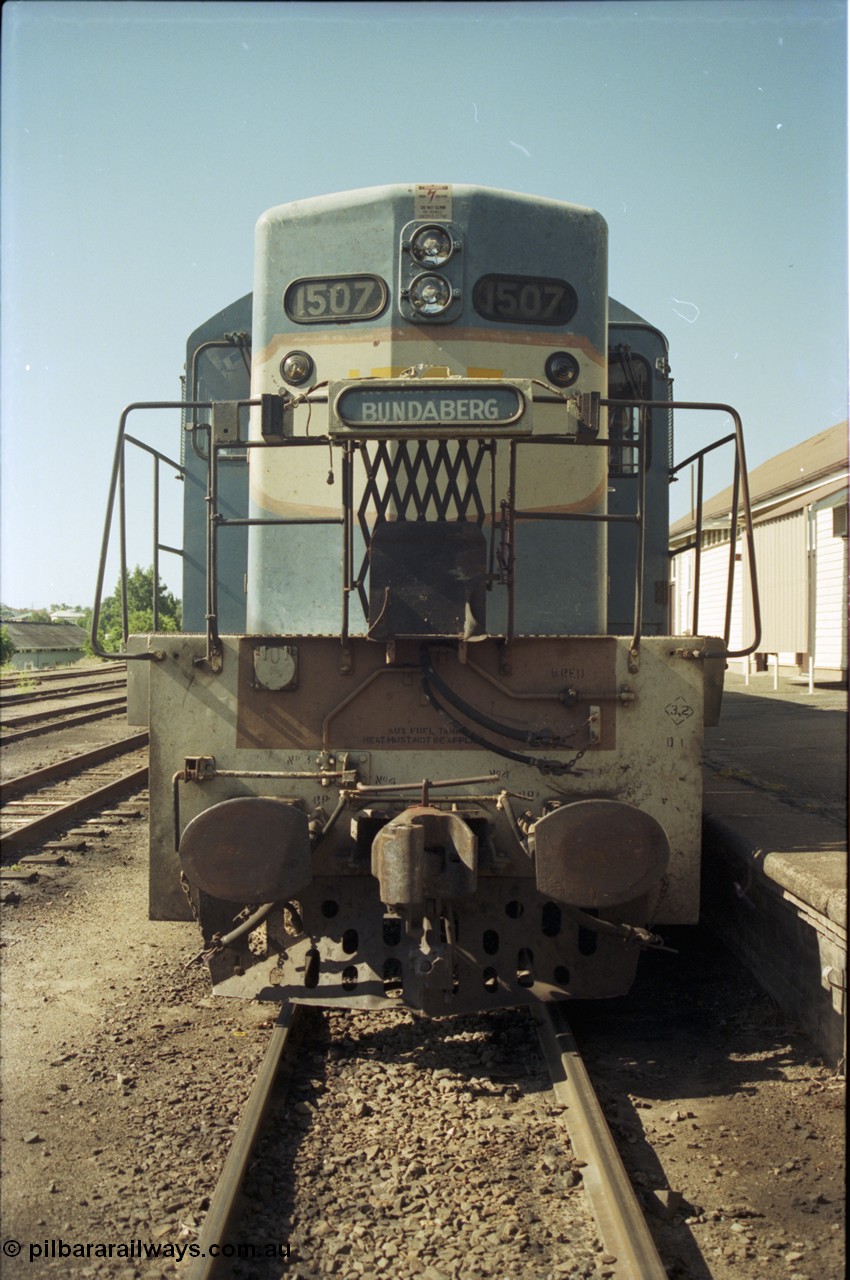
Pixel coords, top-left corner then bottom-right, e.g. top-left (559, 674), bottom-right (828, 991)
top-left (400, 221), bottom-right (462, 322)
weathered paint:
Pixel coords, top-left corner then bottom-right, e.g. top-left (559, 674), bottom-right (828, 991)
top-left (144, 632), bottom-right (713, 1010)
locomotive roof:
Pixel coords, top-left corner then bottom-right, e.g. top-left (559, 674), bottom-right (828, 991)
top-left (257, 183), bottom-right (602, 225)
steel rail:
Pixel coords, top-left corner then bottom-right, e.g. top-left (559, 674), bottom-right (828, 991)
top-left (0, 763), bottom-right (148, 857)
top-left (1, 694), bottom-right (127, 730)
top-left (0, 663), bottom-right (126, 690)
top-left (0, 703), bottom-right (129, 746)
top-left (1, 733), bottom-right (149, 800)
top-left (1, 677), bottom-right (127, 707)
top-left (187, 1005), bottom-right (304, 1280)
top-left (536, 1004), bottom-right (667, 1280)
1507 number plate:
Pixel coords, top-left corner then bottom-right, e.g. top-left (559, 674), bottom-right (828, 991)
top-left (473, 274), bottom-right (577, 325)
top-left (284, 274), bottom-right (388, 323)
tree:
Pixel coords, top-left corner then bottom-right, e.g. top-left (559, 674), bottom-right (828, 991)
top-left (0, 626), bottom-right (15, 666)
top-left (94, 566), bottom-right (182, 653)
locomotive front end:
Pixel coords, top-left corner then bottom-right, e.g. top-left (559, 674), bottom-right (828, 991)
top-left (246, 184), bottom-right (609, 639)
top-left (131, 184), bottom-right (739, 1015)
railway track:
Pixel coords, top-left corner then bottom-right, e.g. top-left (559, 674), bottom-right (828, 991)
top-left (1, 696), bottom-right (129, 744)
top-left (1, 694), bottom-right (129, 744)
top-left (536, 1005), bottom-right (667, 1279)
top-left (1, 676), bottom-right (126, 708)
top-left (186, 1004), bottom-right (669, 1280)
top-left (0, 661), bottom-right (126, 693)
top-left (0, 732), bottom-right (149, 859)
top-left (189, 1007), bottom-right (305, 1280)
top-left (0, 662), bottom-right (129, 744)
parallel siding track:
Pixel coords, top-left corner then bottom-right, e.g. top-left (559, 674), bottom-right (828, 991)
top-left (0, 733), bottom-right (149, 857)
top-left (1, 663), bottom-right (129, 744)
top-left (0, 661), bottom-right (126, 693)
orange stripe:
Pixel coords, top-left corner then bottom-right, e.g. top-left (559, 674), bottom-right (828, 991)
top-left (255, 326), bottom-right (605, 367)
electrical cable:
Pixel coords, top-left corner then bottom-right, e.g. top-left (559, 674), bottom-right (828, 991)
top-left (419, 649), bottom-right (583, 777)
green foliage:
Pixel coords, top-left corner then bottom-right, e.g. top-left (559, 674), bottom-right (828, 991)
top-left (78, 607), bottom-right (96, 658)
top-left (0, 625), bottom-right (15, 665)
top-left (94, 566), bottom-right (182, 653)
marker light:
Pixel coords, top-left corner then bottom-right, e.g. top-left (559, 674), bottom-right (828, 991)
top-left (409, 273), bottom-right (453, 316)
top-left (411, 225), bottom-right (454, 267)
top-left (545, 351), bottom-right (580, 388)
top-left (280, 351), bottom-right (314, 385)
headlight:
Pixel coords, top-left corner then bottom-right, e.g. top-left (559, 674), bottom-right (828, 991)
top-left (545, 351), bottom-right (580, 388)
top-left (280, 351), bottom-right (314, 385)
top-left (409, 273), bottom-right (453, 316)
top-left (411, 224), bottom-right (454, 267)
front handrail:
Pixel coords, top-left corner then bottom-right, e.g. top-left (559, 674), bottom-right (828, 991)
top-left (667, 403), bottom-right (761, 658)
top-left (93, 391), bottom-right (760, 667)
top-left (90, 402), bottom-right (207, 661)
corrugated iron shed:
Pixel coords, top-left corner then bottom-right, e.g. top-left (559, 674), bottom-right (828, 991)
top-left (4, 621), bottom-right (88, 651)
top-left (669, 422), bottom-right (848, 672)
top-left (670, 420), bottom-right (848, 539)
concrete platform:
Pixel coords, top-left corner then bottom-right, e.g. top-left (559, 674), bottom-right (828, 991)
top-left (701, 670), bottom-right (846, 1066)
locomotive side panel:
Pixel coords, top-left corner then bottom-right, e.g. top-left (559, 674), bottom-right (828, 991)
top-left (607, 308), bottom-right (673, 635)
top-left (182, 296), bottom-right (252, 634)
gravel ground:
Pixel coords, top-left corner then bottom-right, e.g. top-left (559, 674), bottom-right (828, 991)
top-left (0, 716), bottom-right (134, 783)
top-left (569, 935), bottom-right (845, 1280)
top-left (1, 803), bottom-right (266, 1280)
top-left (0, 777), bottom-right (844, 1280)
top-left (231, 1007), bottom-right (603, 1280)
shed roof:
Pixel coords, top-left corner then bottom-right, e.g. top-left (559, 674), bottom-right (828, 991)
top-left (670, 421), bottom-right (848, 539)
top-left (4, 621), bottom-right (88, 651)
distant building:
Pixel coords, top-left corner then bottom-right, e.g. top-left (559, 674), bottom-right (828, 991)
top-left (49, 609), bottom-right (86, 623)
top-left (670, 422), bottom-right (848, 681)
top-left (2, 620), bottom-right (88, 671)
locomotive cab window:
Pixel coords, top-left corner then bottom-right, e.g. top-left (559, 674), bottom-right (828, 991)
top-left (187, 337), bottom-right (252, 464)
top-left (607, 347), bottom-right (652, 477)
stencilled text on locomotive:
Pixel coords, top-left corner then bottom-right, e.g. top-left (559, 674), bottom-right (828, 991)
top-left (364, 725), bottom-right (469, 747)
top-left (550, 667), bottom-right (585, 680)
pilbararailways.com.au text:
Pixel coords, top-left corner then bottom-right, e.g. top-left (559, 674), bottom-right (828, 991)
top-left (6, 1238), bottom-right (290, 1264)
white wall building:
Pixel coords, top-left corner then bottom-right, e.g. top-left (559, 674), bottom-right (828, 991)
top-left (670, 422), bottom-right (848, 681)
top-left (3, 620), bottom-right (88, 671)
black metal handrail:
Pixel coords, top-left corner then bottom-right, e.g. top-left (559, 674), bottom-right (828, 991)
top-left (91, 402), bottom-right (204, 661)
top-left (93, 391), bottom-right (759, 667)
top-left (667, 404), bottom-right (761, 658)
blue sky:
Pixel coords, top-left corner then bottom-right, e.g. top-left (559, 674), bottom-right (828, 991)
top-left (1, 0), bottom-right (846, 609)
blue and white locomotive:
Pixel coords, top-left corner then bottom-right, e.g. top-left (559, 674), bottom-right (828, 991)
top-left (98, 184), bottom-right (758, 1014)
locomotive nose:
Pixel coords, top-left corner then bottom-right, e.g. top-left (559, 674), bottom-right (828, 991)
top-left (531, 800), bottom-right (670, 908)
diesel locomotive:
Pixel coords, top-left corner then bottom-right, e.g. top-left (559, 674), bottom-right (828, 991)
top-left (94, 183), bottom-right (758, 1015)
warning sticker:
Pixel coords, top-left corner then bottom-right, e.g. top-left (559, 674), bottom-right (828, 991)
top-left (415, 183), bottom-right (452, 221)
